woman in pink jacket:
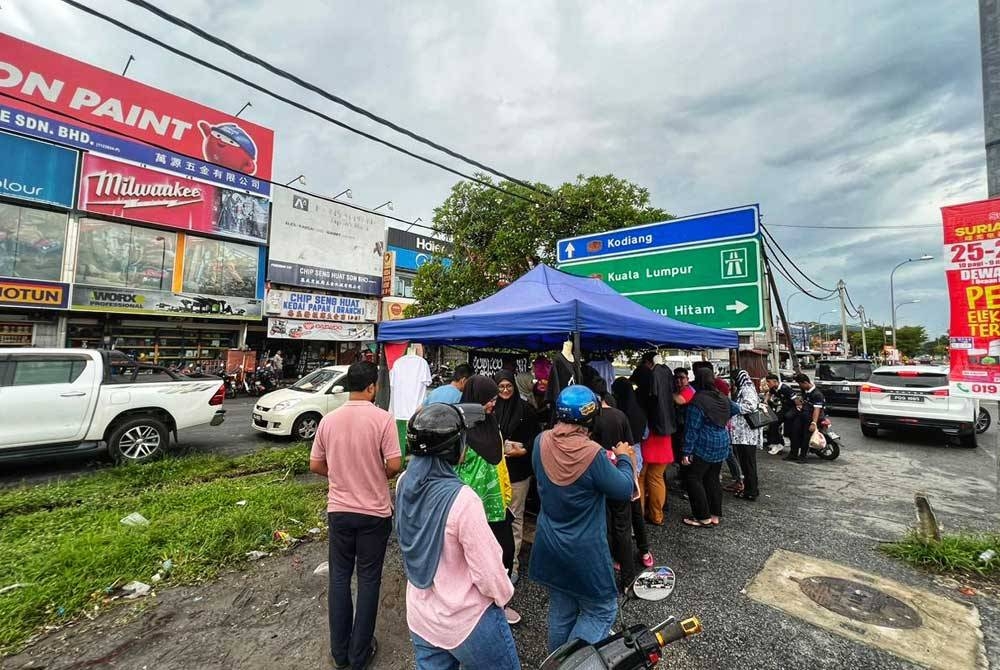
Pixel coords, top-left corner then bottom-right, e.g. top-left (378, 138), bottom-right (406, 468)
top-left (395, 403), bottom-right (520, 670)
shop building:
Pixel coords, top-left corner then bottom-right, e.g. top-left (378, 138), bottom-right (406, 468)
top-left (382, 227), bottom-right (452, 321)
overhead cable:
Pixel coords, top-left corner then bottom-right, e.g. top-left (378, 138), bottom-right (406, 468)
top-left (760, 225), bottom-right (836, 293)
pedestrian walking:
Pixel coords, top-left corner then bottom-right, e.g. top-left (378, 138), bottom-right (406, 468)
top-left (729, 369), bottom-right (762, 501)
top-left (681, 367), bottom-right (739, 528)
top-left (457, 375), bottom-right (520, 624)
top-left (396, 403), bottom-right (520, 670)
top-left (493, 370), bottom-right (541, 585)
top-left (309, 361), bottom-right (402, 670)
top-left (529, 386), bottom-right (635, 652)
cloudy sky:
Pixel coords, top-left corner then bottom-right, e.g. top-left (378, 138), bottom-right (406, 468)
top-left (4, 0), bottom-right (985, 337)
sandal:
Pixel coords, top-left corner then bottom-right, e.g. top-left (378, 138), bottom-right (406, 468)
top-left (682, 518), bottom-right (712, 528)
top-left (723, 481), bottom-right (744, 494)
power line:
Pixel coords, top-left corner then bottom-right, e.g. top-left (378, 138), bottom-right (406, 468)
top-left (121, 0), bottom-right (554, 200)
top-left (55, 0), bottom-right (551, 210)
top-left (764, 242), bottom-right (837, 301)
top-left (760, 225), bottom-right (836, 293)
top-left (0, 90), bottom-right (452, 236)
top-left (764, 223), bottom-right (938, 230)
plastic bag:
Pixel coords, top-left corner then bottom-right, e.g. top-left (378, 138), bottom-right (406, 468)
top-left (809, 429), bottom-right (827, 450)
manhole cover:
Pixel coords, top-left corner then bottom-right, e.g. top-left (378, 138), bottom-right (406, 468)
top-left (798, 576), bottom-right (923, 629)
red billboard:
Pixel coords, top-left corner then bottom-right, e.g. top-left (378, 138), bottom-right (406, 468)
top-left (79, 154), bottom-right (270, 243)
top-left (941, 198), bottom-right (1000, 400)
top-left (0, 33), bottom-right (273, 181)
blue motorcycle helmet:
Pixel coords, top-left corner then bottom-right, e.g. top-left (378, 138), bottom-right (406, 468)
top-left (555, 384), bottom-right (602, 427)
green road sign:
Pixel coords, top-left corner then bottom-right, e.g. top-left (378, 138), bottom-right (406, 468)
top-left (559, 238), bottom-right (764, 330)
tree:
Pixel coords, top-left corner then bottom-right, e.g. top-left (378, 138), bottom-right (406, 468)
top-left (411, 174), bottom-right (670, 315)
top-left (894, 325), bottom-right (927, 358)
top-left (923, 335), bottom-right (949, 358)
top-left (848, 327), bottom-right (884, 355)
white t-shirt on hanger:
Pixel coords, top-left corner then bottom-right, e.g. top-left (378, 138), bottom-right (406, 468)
top-left (389, 354), bottom-right (433, 420)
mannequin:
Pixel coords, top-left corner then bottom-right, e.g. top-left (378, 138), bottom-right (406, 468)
top-left (546, 340), bottom-right (577, 410)
top-left (561, 340), bottom-right (575, 362)
top-left (389, 348), bottom-right (432, 458)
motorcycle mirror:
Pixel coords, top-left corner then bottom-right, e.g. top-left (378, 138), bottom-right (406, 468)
top-left (632, 566), bottom-right (676, 601)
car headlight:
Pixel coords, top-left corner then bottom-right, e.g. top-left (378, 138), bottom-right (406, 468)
top-left (272, 399), bottom-right (301, 412)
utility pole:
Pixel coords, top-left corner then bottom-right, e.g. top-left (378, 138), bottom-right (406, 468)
top-left (858, 305), bottom-right (869, 358)
top-left (762, 245), bottom-right (801, 372)
top-left (981, 0), bottom-right (1000, 195)
top-left (838, 279), bottom-right (849, 357)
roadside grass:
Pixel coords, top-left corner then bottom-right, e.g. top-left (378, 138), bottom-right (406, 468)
top-left (0, 444), bottom-right (326, 655)
top-left (882, 531), bottom-right (1000, 579)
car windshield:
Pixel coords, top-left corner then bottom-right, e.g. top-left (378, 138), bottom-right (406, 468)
top-left (817, 362), bottom-right (872, 382)
top-left (290, 369), bottom-right (337, 392)
top-left (869, 372), bottom-right (947, 389)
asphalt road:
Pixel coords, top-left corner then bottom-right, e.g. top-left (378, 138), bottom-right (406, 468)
top-left (3, 399), bottom-right (1000, 669)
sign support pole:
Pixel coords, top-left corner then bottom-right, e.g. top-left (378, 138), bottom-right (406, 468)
top-left (762, 245), bottom-right (801, 373)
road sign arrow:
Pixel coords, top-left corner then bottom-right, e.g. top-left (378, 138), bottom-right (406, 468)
top-left (726, 299), bottom-right (749, 315)
top-left (565, 242), bottom-right (575, 259)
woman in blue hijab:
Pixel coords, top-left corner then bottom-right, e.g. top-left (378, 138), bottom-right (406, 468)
top-left (395, 403), bottom-right (520, 670)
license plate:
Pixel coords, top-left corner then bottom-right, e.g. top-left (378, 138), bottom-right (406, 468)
top-left (827, 431), bottom-right (840, 440)
top-left (890, 394), bottom-right (924, 403)
top-left (841, 386), bottom-right (851, 393)
top-left (253, 413), bottom-right (262, 421)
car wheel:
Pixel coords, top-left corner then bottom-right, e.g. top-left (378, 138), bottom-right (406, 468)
top-left (959, 432), bottom-right (978, 449)
top-left (976, 407), bottom-right (991, 435)
top-left (292, 412), bottom-right (322, 441)
top-left (860, 425), bottom-right (878, 438)
top-left (109, 417), bottom-right (169, 463)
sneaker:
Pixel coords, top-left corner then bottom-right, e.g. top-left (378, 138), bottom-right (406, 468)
top-left (642, 552), bottom-right (654, 568)
top-left (768, 445), bottom-right (783, 455)
top-left (505, 606), bottom-right (522, 625)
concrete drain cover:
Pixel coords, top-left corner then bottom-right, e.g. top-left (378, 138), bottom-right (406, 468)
top-left (798, 576), bottom-right (922, 629)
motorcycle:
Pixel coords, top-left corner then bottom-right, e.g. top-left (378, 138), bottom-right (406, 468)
top-left (253, 366), bottom-right (278, 396)
top-left (809, 418), bottom-right (841, 460)
top-left (542, 566), bottom-right (702, 669)
top-left (221, 368), bottom-right (240, 399)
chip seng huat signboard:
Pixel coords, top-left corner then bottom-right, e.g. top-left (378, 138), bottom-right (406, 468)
top-left (0, 130), bottom-right (78, 208)
top-left (0, 33), bottom-right (273, 195)
top-left (71, 284), bottom-right (261, 320)
top-left (78, 154), bottom-right (270, 243)
top-left (942, 198), bottom-right (1000, 400)
top-left (0, 276), bottom-right (70, 309)
top-left (268, 187), bottom-right (385, 295)
top-left (264, 289), bottom-right (378, 323)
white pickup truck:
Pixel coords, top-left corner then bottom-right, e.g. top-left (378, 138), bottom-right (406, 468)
top-left (0, 348), bottom-right (226, 464)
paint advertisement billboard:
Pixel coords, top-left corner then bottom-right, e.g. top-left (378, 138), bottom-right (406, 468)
top-left (71, 284), bottom-right (261, 320)
top-left (264, 289), bottom-right (378, 323)
top-left (267, 318), bottom-right (375, 341)
top-left (0, 276), bottom-right (70, 310)
top-left (78, 154), bottom-right (269, 243)
top-left (267, 187), bottom-right (385, 295)
top-left (941, 198), bottom-right (1000, 400)
top-left (0, 130), bottom-right (77, 208)
top-left (0, 34), bottom-right (274, 185)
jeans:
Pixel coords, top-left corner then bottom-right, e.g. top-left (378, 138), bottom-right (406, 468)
top-left (411, 605), bottom-right (521, 670)
top-left (685, 457), bottom-right (723, 521)
top-left (638, 462), bottom-right (667, 525)
top-left (328, 512), bottom-right (392, 669)
top-left (509, 478), bottom-right (532, 573)
top-left (547, 588), bottom-right (619, 652)
top-left (734, 443), bottom-right (759, 497)
top-left (788, 414), bottom-right (810, 460)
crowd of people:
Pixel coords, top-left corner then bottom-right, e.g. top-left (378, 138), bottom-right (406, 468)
top-left (307, 354), bottom-right (827, 669)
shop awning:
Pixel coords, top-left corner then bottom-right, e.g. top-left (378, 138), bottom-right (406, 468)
top-left (377, 264), bottom-right (738, 350)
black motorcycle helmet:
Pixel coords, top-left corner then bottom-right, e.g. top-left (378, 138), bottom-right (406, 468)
top-left (406, 403), bottom-right (486, 465)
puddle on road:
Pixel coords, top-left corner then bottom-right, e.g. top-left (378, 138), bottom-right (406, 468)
top-left (746, 549), bottom-right (987, 670)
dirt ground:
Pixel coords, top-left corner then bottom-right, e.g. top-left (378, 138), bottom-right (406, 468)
top-left (1, 538), bottom-right (415, 670)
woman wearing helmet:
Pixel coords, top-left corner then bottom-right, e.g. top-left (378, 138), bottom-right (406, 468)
top-left (396, 403), bottom-right (520, 670)
top-left (528, 385), bottom-right (637, 652)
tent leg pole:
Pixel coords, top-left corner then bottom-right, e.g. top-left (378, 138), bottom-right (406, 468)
top-left (572, 331), bottom-right (583, 383)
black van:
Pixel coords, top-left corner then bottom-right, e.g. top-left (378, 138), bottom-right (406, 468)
top-left (814, 358), bottom-right (874, 411)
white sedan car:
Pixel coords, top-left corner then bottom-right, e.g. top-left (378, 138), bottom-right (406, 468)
top-left (252, 366), bottom-right (350, 440)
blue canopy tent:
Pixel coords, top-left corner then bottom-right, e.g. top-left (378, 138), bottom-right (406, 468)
top-left (377, 264), bottom-right (738, 351)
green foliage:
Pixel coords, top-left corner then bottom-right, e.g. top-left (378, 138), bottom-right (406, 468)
top-left (923, 335), bottom-right (949, 357)
top-left (882, 531), bottom-right (1000, 577)
top-left (848, 327), bottom-right (887, 355)
top-left (894, 325), bottom-right (928, 358)
top-left (0, 445), bottom-right (325, 654)
top-left (412, 174), bottom-right (670, 315)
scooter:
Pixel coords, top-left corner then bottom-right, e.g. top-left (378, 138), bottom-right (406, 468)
top-left (541, 567), bottom-right (702, 669)
top-left (222, 368), bottom-right (240, 399)
top-left (809, 418), bottom-right (841, 460)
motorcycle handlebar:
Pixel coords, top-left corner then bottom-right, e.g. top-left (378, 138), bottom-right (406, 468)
top-left (651, 617), bottom-right (702, 647)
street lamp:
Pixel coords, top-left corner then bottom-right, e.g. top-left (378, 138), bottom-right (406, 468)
top-left (890, 255), bottom-right (933, 349)
top-left (818, 309), bottom-right (838, 356)
top-left (893, 300), bottom-right (921, 356)
top-left (154, 236), bottom-right (167, 291)
top-left (373, 201), bottom-right (394, 212)
top-left (285, 175), bottom-right (306, 186)
top-left (235, 101), bottom-right (253, 118)
top-left (404, 217), bottom-right (423, 232)
top-left (334, 188), bottom-right (353, 200)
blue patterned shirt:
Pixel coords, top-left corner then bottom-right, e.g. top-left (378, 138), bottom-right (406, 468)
top-left (683, 402), bottom-right (738, 463)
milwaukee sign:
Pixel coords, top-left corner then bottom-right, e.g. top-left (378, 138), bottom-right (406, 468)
top-left (0, 33), bottom-right (274, 183)
top-left (78, 154), bottom-right (270, 243)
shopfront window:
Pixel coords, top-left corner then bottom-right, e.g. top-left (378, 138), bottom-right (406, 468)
top-left (0, 203), bottom-right (68, 281)
top-left (183, 237), bottom-right (258, 299)
top-left (395, 274), bottom-right (415, 298)
top-left (75, 219), bottom-right (176, 290)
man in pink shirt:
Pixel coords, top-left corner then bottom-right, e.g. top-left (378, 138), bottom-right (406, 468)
top-left (310, 361), bottom-right (403, 670)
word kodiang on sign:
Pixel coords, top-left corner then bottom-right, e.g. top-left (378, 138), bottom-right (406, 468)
top-left (0, 34), bottom-right (274, 180)
top-left (941, 198), bottom-right (1000, 400)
